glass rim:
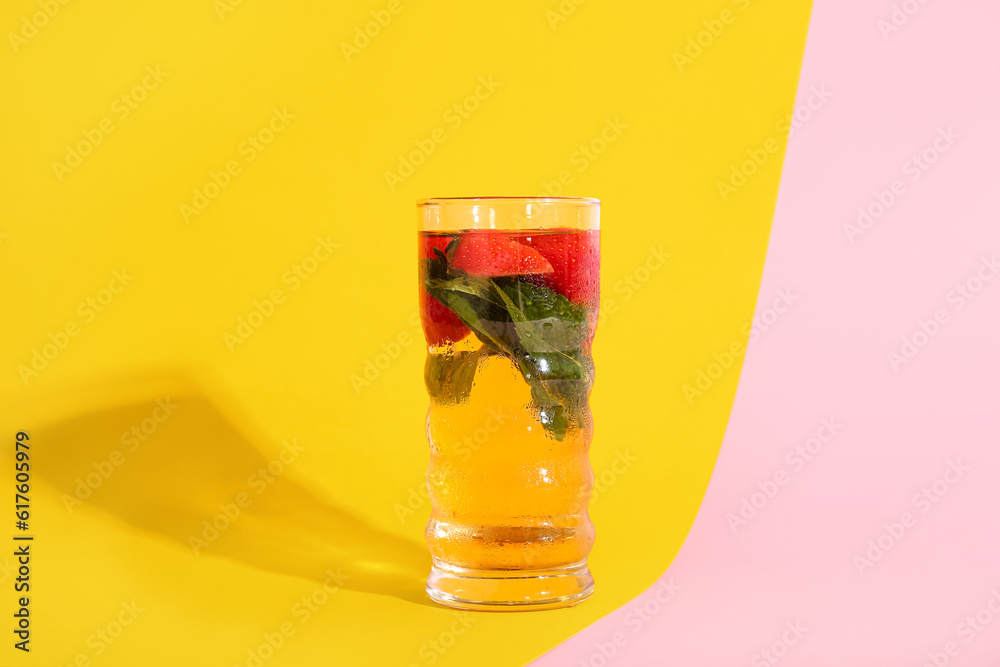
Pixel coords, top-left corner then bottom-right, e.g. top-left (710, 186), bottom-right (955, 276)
top-left (417, 196), bottom-right (600, 207)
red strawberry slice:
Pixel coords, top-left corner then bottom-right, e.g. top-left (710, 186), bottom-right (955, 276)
top-left (450, 231), bottom-right (553, 277)
top-left (523, 229), bottom-right (600, 304)
top-left (420, 235), bottom-right (470, 346)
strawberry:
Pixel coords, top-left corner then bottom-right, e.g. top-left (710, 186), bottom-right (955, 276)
top-left (522, 229), bottom-right (600, 304)
top-left (420, 235), bottom-right (470, 346)
top-left (450, 231), bottom-right (553, 277)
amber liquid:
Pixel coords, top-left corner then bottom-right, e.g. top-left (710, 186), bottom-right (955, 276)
top-left (420, 228), bottom-right (598, 609)
top-left (425, 334), bottom-right (595, 570)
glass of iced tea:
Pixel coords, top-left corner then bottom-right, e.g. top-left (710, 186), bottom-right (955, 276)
top-left (417, 197), bottom-right (600, 611)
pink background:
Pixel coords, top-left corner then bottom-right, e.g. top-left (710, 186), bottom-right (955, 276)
top-left (534, 0), bottom-right (1000, 665)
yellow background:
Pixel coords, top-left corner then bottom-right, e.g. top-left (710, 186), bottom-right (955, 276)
top-left (0, 0), bottom-right (811, 665)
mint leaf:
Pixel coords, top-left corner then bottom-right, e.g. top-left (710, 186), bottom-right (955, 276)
top-left (515, 349), bottom-right (593, 441)
top-left (422, 257), bottom-right (594, 441)
top-left (425, 254), bottom-right (449, 281)
top-left (444, 293), bottom-right (504, 349)
top-left (425, 348), bottom-right (485, 405)
top-left (497, 280), bottom-right (586, 323)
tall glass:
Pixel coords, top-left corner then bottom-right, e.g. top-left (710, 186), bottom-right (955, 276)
top-left (417, 197), bottom-right (600, 611)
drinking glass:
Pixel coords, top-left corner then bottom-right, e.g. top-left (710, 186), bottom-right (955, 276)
top-left (417, 197), bottom-right (600, 611)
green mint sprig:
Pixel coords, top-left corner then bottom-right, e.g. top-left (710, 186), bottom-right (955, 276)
top-left (422, 252), bottom-right (593, 440)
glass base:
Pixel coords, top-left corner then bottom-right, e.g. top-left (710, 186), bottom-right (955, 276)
top-left (426, 559), bottom-right (594, 612)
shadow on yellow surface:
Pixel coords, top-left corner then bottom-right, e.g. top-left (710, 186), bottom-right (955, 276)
top-left (33, 384), bottom-right (431, 606)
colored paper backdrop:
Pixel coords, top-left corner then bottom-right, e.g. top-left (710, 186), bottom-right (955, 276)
top-left (0, 0), bottom-right (813, 665)
top-left (534, 0), bottom-right (1000, 665)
